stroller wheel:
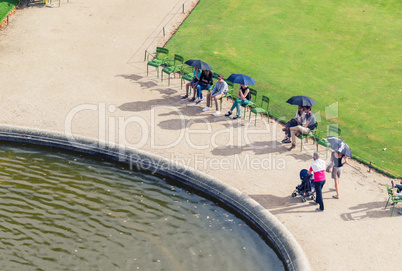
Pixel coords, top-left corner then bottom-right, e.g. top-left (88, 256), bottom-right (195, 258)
top-left (291, 192), bottom-right (297, 198)
top-left (302, 197), bottom-right (307, 202)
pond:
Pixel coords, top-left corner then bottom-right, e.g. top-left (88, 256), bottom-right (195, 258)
top-left (0, 144), bottom-right (284, 270)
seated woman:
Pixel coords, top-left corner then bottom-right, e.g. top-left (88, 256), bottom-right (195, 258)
top-left (391, 180), bottom-right (402, 191)
top-left (182, 67), bottom-right (201, 99)
top-left (282, 105), bottom-right (305, 143)
top-left (193, 70), bottom-right (213, 104)
top-left (392, 189), bottom-right (402, 200)
top-left (224, 84), bottom-right (251, 119)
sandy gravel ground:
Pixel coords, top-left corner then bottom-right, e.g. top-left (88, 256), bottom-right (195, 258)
top-left (0, 1), bottom-right (400, 270)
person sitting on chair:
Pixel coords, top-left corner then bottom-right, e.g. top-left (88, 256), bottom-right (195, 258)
top-left (202, 74), bottom-right (228, 117)
top-left (182, 67), bottom-right (201, 99)
top-left (193, 70), bottom-right (213, 104)
top-left (282, 105), bottom-right (306, 143)
top-left (286, 106), bottom-right (317, 151)
top-left (392, 189), bottom-right (402, 200)
top-left (391, 180), bottom-right (402, 191)
top-left (224, 84), bottom-right (251, 120)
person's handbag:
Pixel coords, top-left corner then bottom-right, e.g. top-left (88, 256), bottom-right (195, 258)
top-left (199, 80), bottom-right (208, 88)
top-left (288, 118), bottom-right (298, 126)
top-left (326, 152), bottom-right (335, 172)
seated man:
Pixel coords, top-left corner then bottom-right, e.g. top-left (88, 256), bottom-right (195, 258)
top-left (202, 74), bottom-right (228, 116)
top-left (286, 106), bottom-right (316, 151)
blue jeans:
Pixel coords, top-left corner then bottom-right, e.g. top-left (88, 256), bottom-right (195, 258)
top-left (196, 84), bottom-right (211, 99)
top-left (230, 99), bottom-right (250, 116)
top-left (314, 180), bottom-right (326, 210)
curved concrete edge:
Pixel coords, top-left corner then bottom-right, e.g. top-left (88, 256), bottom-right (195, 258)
top-left (0, 124), bottom-right (311, 271)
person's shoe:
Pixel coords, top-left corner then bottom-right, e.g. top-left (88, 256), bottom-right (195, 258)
top-left (202, 106), bottom-right (211, 112)
top-left (288, 145), bottom-right (296, 151)
top-left (282, 139), bottom-right (291, 144)
top-left (233, 115), bottom-right (241, 120)
top-left (315, 208), bottom-right (324, 212)
top-left (225, 111), bottom-right (232, 117)
top-left (190, 97), bottom-right (196, 102)
top-left (332, 195), bottom-right (339, 199)
top-left (182, 95), bottom-right (188, 99)
top-left (213, 111), bottom-right (220, 116)
top-left (196, 99), bottom-right (204, 105)
top-left (282, 128), bottom-right (289, 131)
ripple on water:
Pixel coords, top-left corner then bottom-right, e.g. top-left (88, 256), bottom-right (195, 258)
top-left (0, 144), bottom-right (284, 271)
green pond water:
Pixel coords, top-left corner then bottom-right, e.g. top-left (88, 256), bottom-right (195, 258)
top-left (0, 144), bottom-right (284, 270)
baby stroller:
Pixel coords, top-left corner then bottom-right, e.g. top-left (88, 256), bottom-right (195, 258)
top-left (291, 169), bottom-right (316, 202)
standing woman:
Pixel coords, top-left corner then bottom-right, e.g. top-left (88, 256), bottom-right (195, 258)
top-left (331, 151), bottom-right (348, 199)
top-left (194, 70), bottom-right (213, 104)
top-left (224, 84), bottom-right (251, 119)
top-left (308, 152), bottom-right (326, 211)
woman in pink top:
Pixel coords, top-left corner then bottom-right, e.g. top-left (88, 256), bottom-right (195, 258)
top-left (308, 152), bottom-right (326, 211)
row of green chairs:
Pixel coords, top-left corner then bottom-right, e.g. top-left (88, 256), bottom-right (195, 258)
top-left (146, 47), bottom-right (185, 86)
top-left (385, 183), bottom-right (402, 216)
top-left (146, 47), bottom-right (271, 125)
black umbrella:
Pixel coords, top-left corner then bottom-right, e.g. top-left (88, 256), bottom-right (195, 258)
top-left (184, 59), bottom-right (212, 70)
top-left (286, 96), bottom-right (317, 107)
top-left (227, 73), bottom-right (256, 85)
top-left (327, 136), bottom-right (352, 157)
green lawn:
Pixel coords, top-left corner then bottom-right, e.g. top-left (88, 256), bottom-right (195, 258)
top-left (166, 0), bottom-right (401, 177)
top-left (0, 0), bottom-right (20, 22)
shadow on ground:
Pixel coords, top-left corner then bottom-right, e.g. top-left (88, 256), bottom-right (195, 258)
top-left (251, 194), bottom-right (395, 219)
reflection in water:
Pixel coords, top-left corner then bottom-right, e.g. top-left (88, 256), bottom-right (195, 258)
top-left (0, 144), bottom-right (284, 270)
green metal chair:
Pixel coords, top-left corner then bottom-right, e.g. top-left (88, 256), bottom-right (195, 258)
top-left (249, 95), bottom-right (270, 126)
top-left (146, 47), bottom-right (169, 78)
top-left (224, 81), bottom-right (236, 101)
top-left (241, 88), bottom-right (257, 118)
top-left (297, 123), bottom-right (318, 151)
top-left (180, 65), bottom-right (194, 90)
top-left (385, 184), bottom-right (402, 216)
top-left (161, 54), bottom-right (184, 86)
top-left (316, 125), bottom-right (342, 158)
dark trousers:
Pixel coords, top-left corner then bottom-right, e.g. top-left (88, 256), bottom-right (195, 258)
top-left (314, 180), bottom-right (326, 210)
top-left (285, 119), bottom-right (298, 137)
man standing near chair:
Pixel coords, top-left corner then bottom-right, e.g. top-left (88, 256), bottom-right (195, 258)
top-left (308, 152), bottom-right (326, 211)
top-left (286, 106), bottom-right (317, 151)
top-left (202, 74), bottom-right (228, 116)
